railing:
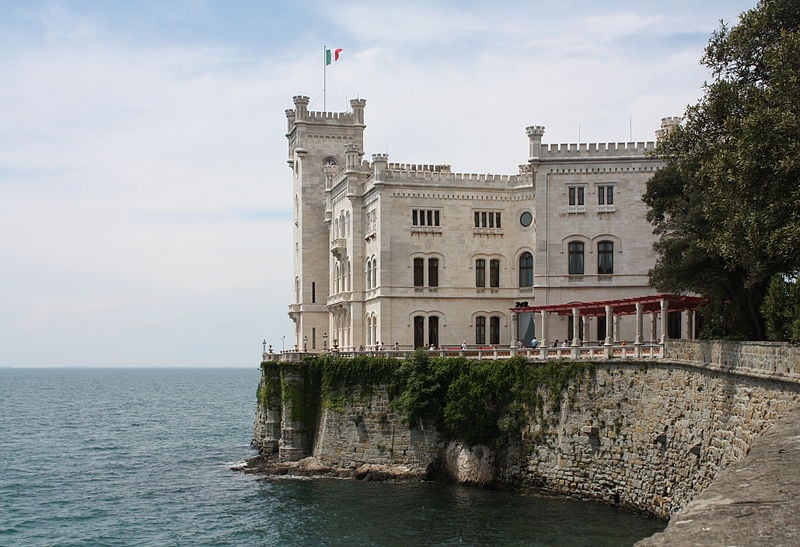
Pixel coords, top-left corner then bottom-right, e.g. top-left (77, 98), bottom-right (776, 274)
top-left (262, 343), bottom-right (664, 363)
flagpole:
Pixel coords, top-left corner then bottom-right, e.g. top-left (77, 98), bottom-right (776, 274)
top-left (323, 45), bottom-right (327, 112)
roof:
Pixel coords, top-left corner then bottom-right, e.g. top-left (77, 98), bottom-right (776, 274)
top-left (511, 294), bottom-right (705, 317)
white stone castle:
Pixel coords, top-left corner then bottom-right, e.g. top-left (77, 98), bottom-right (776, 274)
top-left (286, 95), bottom-right (682, 351)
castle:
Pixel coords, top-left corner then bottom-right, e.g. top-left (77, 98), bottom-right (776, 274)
top-left (286, 95), bottom-right (682, 351)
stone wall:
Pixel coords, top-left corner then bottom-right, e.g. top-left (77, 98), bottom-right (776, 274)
top-left (496, 361), bottom-right (800, 518)
top-left (666, 339), bottom-right (800, 379)
top-left (252, 352), bottom-right (800, 518)
top-left (312, 385), bottom-right (442, 472)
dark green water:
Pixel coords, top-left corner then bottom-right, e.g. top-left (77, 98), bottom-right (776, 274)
top-left (0, 368), bottom-right (665, 545)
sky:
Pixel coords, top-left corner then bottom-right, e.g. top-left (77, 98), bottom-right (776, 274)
top-left (0, 0), bottom-right (756, 367)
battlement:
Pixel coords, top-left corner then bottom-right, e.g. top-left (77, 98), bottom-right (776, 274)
top-left (538, 141), bottom-right (656, 157)
top-left (380, 166), bottom-right (529, 186)
top-left (286, 95), bottom-right (365, 125)
top-left (386, 163), bottom-right (452, 173)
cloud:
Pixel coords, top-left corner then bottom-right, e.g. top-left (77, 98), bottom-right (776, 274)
top-left (0, 0), bottom-right (757, 366)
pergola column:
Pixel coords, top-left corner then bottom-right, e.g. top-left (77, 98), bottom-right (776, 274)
top-left (687, 310), bottom-right (695, 340)
top-left (650, 312), bottom-right (657, 343)
top-left (604, 305), bottom-right (613, 346)
top-left (571, 307), bottom-right (581, 347)
top-left (510, 311), bottom-right (518, 348)
top-left (540, 310), bottom-right (548, 348)
top-left (582, 316), bottom-right (590, 346)
top-left (614, 315), bottom-right (621, 343)
top-left (634, 302), bottom-right (644, 345)
top-left (660, 298), bottom-right (669, 344)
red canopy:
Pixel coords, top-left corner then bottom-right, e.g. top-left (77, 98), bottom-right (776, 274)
top-left (511, 294), bottom-right (705, 317)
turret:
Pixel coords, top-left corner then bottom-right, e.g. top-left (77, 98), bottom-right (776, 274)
top-left (344, 143), bottom-right (362, 170)
top-left (293, 95), bottom-right (310, 120)
top-left (371, 153), bottom-right (389, 180)
top-left (655, 116), bottom-right (681, 141)
top-left (526, 125), bottom-right (546, 159)
top-left (350, 98), bottom-right (367, 125)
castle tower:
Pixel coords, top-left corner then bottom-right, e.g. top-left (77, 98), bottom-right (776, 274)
top-left (286, 96), bottom-right (366, 351)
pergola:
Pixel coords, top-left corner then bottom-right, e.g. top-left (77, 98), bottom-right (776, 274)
top-left (510, 294), bottom-right (705, 347)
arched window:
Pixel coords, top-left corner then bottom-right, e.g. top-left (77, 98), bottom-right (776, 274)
top-left (519, 252), bottom-right (533, 287)
top-left (371, 256), bottom-right (377, 288)
top-left (428, 316), bottom-right (439, 348)
top-left (413, 258), bottom-right (424, 287)
top-left (344, 259), bottom-right (351, 291)
top-left (475, 316), bottom-right (486, 344)
top-left (414, 316), bottom-right (425, 348)
top-left (490, 259), bottom-right (500, 288)
top-left (490, 317), bottom-right (500, 345)
top-left (335, 263), bottom-right (341, 293)
top-left (428, 258), bottom-right (439, 287)
top-left (598, 241), bottom-right (614, 274)
top-left (295, 277), bottom-right (300, 303)
top-left (345, 211), bottom-right (351, 237)
top-left (568, 242), bottom-right (585, 275)
top-left (475, 259), bottom-right (486, 287)
top-left (366, 259), bottom-right (372, 289)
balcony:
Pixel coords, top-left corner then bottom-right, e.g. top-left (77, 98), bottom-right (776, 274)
top-left (330, 238), bottom-right (347, 258)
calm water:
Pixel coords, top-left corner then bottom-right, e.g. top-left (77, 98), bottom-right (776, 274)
top-left (0, 368), bottom-right (664, 546)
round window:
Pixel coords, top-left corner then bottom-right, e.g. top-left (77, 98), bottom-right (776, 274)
top-left (520, 211), bottom-right (533, 227)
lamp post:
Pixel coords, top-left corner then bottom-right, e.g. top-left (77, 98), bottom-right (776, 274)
top-left (323, 332), bottom-right (328, 350)
top-left (262, 339), bottom-right (266, 353)
top-left (281, 335), bottom-right (285, 352)
top-left (303, 335), bottom-right (308, 352)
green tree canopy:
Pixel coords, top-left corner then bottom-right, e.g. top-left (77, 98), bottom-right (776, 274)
top-left (643, 0), bottom-right (800, 340)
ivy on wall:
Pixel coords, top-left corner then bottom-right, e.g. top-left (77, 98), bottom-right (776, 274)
top-left (260, 351), bottom-right (593, 448)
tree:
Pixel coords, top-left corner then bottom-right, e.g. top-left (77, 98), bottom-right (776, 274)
top-left (644, 0), bottom-right (800, 340)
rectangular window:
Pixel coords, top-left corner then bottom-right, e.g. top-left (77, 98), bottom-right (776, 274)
top-left (412, 209), bottom-right (441, 227)
top-left (473, 211), bottom-right (503, 228)
top-left (311, 281), bottom-right (316, 303)
top-left (490, 317), bottom-right (500, 345)
top-left (428, 258), bottom-right (439, 287)
top-left (489, 259), bottom-right (500, 288)
top-left (476, 316), bottom-right (486, 345)
top-left (413, 258), bottom-right (424, 287)
top-left (568, 186), bottom-right (585, 206)
top-left (598, 185), bottom-right (614, 205)
top-left (475, 259), bottom-right (486, 287)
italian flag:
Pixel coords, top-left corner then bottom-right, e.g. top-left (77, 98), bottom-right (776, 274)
top-left (325, 48), bottom-right (343, 65)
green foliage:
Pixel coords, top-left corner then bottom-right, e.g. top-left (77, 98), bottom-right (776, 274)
top-left (289, 352), bottom-right (594, 448)
top-left (761, 275), bottom-right (800, 342)
top-left (393, 352), bottom-right (593, 447)
top-left (392, 349), bottom-right (468, 428)
top-left (643, 0), bottom-right (800, 339)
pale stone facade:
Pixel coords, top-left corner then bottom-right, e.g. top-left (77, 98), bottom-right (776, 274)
top-left (285, 95), bottom-right (678, 350)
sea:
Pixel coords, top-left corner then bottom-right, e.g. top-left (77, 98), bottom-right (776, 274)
top-left (0, 367), bottom-right (665, 546)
